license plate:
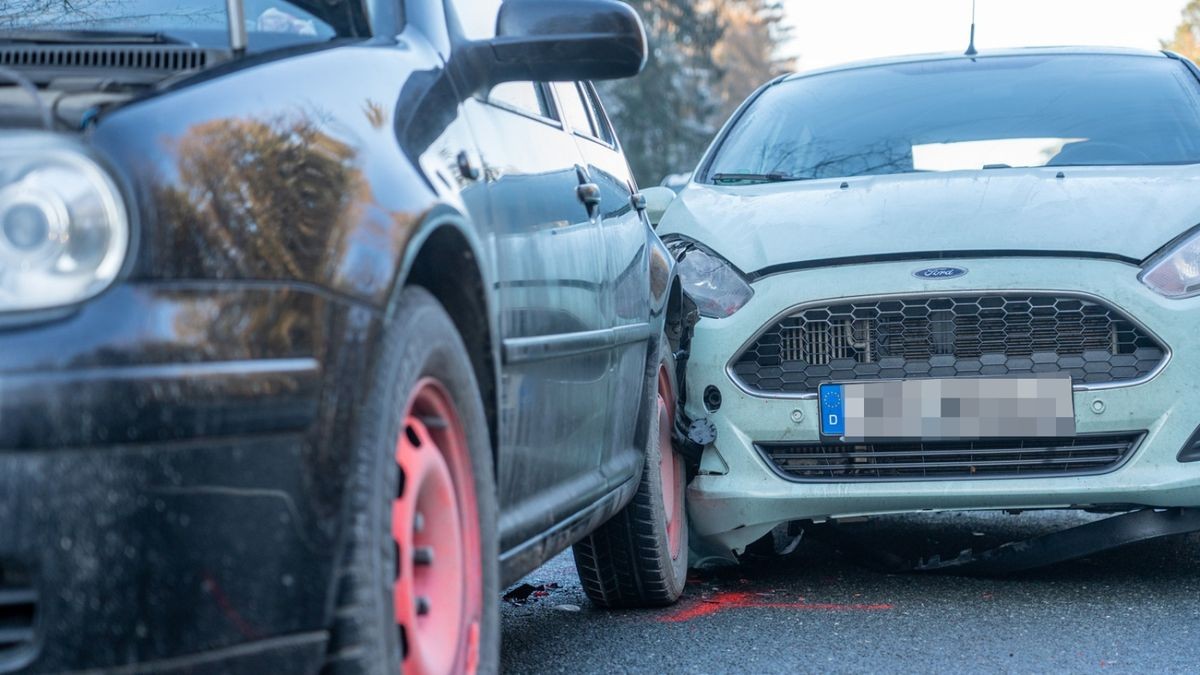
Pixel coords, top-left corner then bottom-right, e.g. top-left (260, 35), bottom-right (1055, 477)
top-left (818, 378), bottom-right (1076, 441)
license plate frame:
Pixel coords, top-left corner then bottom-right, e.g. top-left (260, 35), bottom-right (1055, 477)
top-left (818, 377), bottom-right (1076, 442)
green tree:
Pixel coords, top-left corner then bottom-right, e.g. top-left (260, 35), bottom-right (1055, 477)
top-left (1163, 1), bottom-right (1200, 62)
top-left (600, 0), bottom-right (725, 187)
top-left (601, 0), bottom-right (793, 186)
top-left (712, 1), bottom-right (794, 126)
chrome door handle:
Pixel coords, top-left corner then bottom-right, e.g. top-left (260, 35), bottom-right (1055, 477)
top-left (576, 182), bottom-right (601, 214)
top-left (456, 150), bottom-right (481, 181)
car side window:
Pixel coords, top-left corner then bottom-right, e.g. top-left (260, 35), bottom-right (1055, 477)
top-left (487, 82), bottom-right (554, 120)
top-left (581, 83), bottom-right (616, 146)
top-left (552, 82), bottom-right (598, 138)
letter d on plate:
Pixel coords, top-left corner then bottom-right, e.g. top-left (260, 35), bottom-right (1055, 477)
top-left (819, 384), bottom-right (845, 436)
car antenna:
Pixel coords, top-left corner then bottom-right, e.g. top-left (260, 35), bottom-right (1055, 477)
top-left (965, 0), bottom-right (978, 56)
top-left (225, 0), bottom-right (247, 57)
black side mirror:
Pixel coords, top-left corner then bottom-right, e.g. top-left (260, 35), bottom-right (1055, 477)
top-left (475, 0), bottom-right (647, 88)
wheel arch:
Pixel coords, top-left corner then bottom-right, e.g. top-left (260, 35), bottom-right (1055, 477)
top-left (391, 208), bottom-right (499, 454)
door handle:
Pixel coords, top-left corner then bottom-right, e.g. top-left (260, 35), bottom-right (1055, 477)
top-left (456, 150), bottom-right (481, 181)
top-left (576, 182), bottom-right (601, 215)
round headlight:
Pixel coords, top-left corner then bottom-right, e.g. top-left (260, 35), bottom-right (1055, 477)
top-left (0, 134), bottom-right (129, 312)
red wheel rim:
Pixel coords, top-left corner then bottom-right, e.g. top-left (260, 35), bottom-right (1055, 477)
top-left (393, 378), bottom-right (482, 675)
top-left (657, 366), bottom-right (684, 561)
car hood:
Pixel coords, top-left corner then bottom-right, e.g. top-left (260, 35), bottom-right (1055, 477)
top-left (656, 166), bottom-right (1200, 275)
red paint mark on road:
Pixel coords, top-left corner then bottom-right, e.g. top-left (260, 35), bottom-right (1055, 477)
top-left (657, 590), bottom-right (894, 623)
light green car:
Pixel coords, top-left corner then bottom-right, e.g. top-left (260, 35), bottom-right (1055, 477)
top-left (649, 47), bottom-right (1200, 561)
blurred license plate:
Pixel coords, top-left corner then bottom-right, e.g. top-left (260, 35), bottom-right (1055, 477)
top-left (818, 378), bottom-right (1075, 441)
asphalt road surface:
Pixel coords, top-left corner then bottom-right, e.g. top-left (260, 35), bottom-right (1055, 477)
top-left (501, 511), bottom-right (1200, 673)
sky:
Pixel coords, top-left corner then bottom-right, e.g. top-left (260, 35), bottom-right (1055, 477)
top-left (781, 0), bottom-right (1189, 71)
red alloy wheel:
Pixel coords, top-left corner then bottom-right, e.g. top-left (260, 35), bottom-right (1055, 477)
top-left (392, 378), bottom-right (482, 675)
top-left (657, 366), bottom-right (684, 561)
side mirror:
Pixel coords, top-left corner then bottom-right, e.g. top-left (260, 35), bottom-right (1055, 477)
top-left (641, 186), bottom-right (677, 228)
top-left (476, 0), bottom-right (647, 88)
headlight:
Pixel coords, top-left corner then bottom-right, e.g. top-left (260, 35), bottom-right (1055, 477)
top-left (665, 236), bottom-right (753, 318)
top-left (0, 134), bottom-right (129, 312)
top-left (1140, 226), bottom-right (1200, 299)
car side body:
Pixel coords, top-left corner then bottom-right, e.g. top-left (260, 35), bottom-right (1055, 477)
top-left (0, 0), bottom-right (679, 671)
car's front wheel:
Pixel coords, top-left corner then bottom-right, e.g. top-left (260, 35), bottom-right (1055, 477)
top-left (572, 338), bottom-right (688, 607)
top-left (323, 287), bottom-right (499, 675)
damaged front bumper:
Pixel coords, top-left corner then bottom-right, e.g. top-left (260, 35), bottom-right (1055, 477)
top-left (681, 256), bottom-right (1200, 556)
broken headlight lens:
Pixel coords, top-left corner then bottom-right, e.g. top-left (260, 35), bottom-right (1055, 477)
top-left (0, 134), bottom-right (129, 312)
top-left (665, 236), bottom-right (754, 318)
top-left (1140, 227), bottom-right (1200, 299)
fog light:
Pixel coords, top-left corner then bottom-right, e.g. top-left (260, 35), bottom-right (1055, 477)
top-left (703, 385), bottom-right (722, 413)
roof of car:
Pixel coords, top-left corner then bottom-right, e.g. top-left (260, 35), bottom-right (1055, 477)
top-left (781, 46), bottom-right (1172, 83)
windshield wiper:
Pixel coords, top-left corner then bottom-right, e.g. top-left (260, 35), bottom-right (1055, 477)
top-left (0, 30), bottom-right (188, 45)
top-left (711, 172), bottom-right (809, 185)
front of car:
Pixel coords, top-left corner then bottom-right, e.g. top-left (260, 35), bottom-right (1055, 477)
top-left (0, 1), bottom-right (405, 672)
top-left (659, 47), bottom-right (1200, 558)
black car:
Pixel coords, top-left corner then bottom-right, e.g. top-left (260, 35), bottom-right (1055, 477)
top-left (0, 0), bottom-right (692, 672)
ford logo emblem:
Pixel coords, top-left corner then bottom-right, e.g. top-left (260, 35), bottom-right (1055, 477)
top-left (913, 266), bottom-right (968, 280)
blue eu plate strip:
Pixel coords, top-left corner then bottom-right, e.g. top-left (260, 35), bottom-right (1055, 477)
top-left (819, 384), bottom-right (845, 436)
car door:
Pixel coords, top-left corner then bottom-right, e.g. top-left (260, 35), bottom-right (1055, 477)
top-left (458, 80), bottom-right (618, 554)
top-left (551, 81), bottom-right (652, 487)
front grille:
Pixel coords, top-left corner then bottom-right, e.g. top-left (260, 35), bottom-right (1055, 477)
top-left (759, 433), bottom-right (1142, 482)
top-left (732, 294), bottom-right (1166, 395)
top-left (0, 563), bottom-right (36, 673)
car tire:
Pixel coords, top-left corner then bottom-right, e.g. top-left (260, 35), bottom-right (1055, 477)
top-left (322, 286), bottom-right (499, 675)
top-left (572, 336), bottom-right (688, 608)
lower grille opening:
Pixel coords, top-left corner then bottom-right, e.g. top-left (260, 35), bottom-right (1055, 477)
top-left (759, 433), bottom-right (1143, 482)
top-left (0, 562), bottom-right (37, 673)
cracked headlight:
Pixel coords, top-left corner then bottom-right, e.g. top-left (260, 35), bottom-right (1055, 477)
top-left (0, 134), bottom-right (129, 312)
top-left (665, 236), bottom-right (754, 318)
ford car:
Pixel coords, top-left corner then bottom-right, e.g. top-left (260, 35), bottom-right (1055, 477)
top-left (653, 47), bottom-right (1200, 561)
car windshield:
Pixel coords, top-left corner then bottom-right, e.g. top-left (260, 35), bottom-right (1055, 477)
top-left (707, 54), bottom-right (1200, 183)
top-left (0, 0), bottom-right (342, 43)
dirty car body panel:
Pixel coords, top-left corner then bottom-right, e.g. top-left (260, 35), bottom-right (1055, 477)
top-left (658, 47), bottom-right (1200, 556)
top-left (0, 0), bottom-right (668, 671)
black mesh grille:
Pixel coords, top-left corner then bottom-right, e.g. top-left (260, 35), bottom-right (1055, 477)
top-left (732, 295), bottom-right (1166, 394)
top-left (759, 433), bottom-right (1142, 482)
top-left (0, 562), bottom-right (36, 673)
top-left (0, 45), bottom-right (213, 71)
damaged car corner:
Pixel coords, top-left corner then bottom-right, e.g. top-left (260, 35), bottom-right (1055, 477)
top-left (6, 0), bottom-right (1200, 672)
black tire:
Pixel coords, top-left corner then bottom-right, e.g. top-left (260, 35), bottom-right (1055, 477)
top-left (571, 336), bottom-right (688, 608)
top-left (322, 286), bottom-right (499, 675)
